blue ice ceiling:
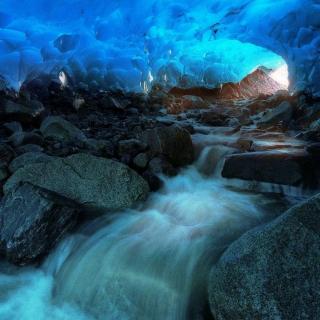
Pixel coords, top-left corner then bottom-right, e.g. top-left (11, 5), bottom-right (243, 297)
top-left (0, 0), bottom-right (319, 95)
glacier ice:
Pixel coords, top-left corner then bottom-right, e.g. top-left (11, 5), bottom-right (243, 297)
top-left (0, 0), bottom-right (318, 95)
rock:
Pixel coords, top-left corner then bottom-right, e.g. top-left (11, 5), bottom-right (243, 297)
top-left (16, 144), bottom-right (44, 155)
top-left (8, 131), bottom-right (44, 147)
top-left (222, 151), bottom-right (316, 187)
top-left (73, 95), bottom-right (85, 110)
top-left (256, 101), bottom-right (293, 127)
top-left (148, 157), bottom-right (177, 176)
top-left (85, 139), bottom-right (114, 157)
top-left (200, 110), bottom-right (228, 126)
top-left (3, 122), bottom-right (23, 134)
top-left (4, 153), bottom-right (149, 212)
top-left (0, 143), bottom-right (15, 165)
top-left (142, 170), bottom-right (163, 191)
top-left (306, 143), bottom-right (320, 158)
top-left (209, 193), bottom-right (320, 320)
top-left (139, 125), bottom-right (194, 167)
top-left (0, 98), bottom-right (45, 123)
top-left (233, 138), bottom-right (253, 152)
top-left (101, 96), bottom-right (127, 110)
top-left (0, 165), bottom-right (8, 181)
top-left (118, 139), bottom-right (147, 158)
top-left (167, 95), bottom-right (208, 113)
top-left (0, 183), bottom-right (78, 265)
top-left (309, 118), bottom-right (320, 130)
top-left (40, 116), bottom-right (86, 142)
top-left (133, 153), bottom-right (149, 169)
top-left (9, 152), bottom-right (55, 173)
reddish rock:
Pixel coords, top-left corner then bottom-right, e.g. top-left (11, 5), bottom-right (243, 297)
top-left (170, 69), bottom-right (286, 101)
top-left (222, 150), bottom-right (316, 187)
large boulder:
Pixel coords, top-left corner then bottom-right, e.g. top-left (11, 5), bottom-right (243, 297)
top-left (0, 98), bottom-right (45, 124)
top-left (139, 125), bottom-right (194, 167)
top-left (9, 152), bottom-right (55, 173)
top-left (256, 101), bottom-right (293, 127)
top-left (0, 183), bottom-right (78, 265)
top-left (40, 116), bottom-right (86, 142)
top-left (209, 193), bottom-right (320, 320)
top-left (4, 153), bottom-right (149, 212)
top-left (222, 150), bottom-right (316, 187)
top-left (8, 131), bottom-right (44, 147)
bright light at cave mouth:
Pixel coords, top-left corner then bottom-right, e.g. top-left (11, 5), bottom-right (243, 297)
top-left (270, 64), bottom-right (289, 89)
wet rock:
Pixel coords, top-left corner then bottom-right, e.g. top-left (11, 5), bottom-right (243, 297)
top-left (309, 118), bottom-right (320, 131)
top-left (118, 139), bottom-right (148, 158)
top-left (256, 101), bottom-right (293, 127)
top-left (4, 153), bottom-right (149, 213)
top-left (148, 156), bottom-right (178, 176)
top-left (85, 139), bottom-right (114, 157)
top-left (0, 98), bottom-right (45, 124)
top-left (233, 138), bottom-right (253, 152)
top-left (200, 110), bottom-right (227, 126)
top-left (8, 131), bottom-right (44, 147)
top-left (139, 125), bottom-right (194, 167)
top-left (222, 150), bottom-right (316, 187)
top-left (3, 122), bottom-right (23, 135)
top-left (101, 96), bottom-right (127, 110)
top-left (167, 95), bottom-right (207, 113)
top-left (40, 116), bottom-right (86, 142)
top-left (16, 144), bottom-right (44, 155)
top-left (0, 183), bottom-right (78, 265)
top-left (0, 143), bottom-right (15, 165)
top-left (209, 192), bottom-right (320, 320)
top-left (133, 153), bottom-right (149, 169)
top-left (142, 170), bottom-right (163, 191)
top-left (306, 143), bottom-right (320, 158)
top-left (0, 165), bottom-right (8, 181)
top-left (9, 152), bottom-right (55, 173)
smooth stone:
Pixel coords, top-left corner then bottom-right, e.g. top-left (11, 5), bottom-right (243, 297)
top-left (0, 183), bottom-right (78, 265)
top-left (4, 153), bottom-right (149, 213)
top-left (9, 152), bottom-right (55, 173)
top-left (222, 150), bottom-right (316, 187)
top-left (209, 192), bottom-right (320, 320)
top-left (40, 116), bottom-right (86, 142)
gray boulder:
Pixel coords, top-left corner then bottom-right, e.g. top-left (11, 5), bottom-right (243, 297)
top-left (222, 150), bottom-right (315, 187)
top-left (139, 125), bottom-right (194, 167)
top-left (4, 153), bottom-right (149, 212)
top-left (8, 131), bottom-right (44, 147)
top-left (118, 139), bottom-right (147, 157)
top-left (85, 139), bottom-right (114, 157)
top-left (16, 144), bottom-right (44, 155)
top-left (3, 121), bottom-right (23, 134)
top-left (209, 193), bottom-right (320, 320)
top-left (133, 153), bottom-right (149, 169)
top-left (9, 152), bottom-right (55, 173)
top-left (0, 98), bottom-right (45, 123)
top-left (40, 116), bottom-right (86, 142)
top-left (256, 101), bottom-right (293, 127)
top-left (0, 183), bottom-right (78, 265)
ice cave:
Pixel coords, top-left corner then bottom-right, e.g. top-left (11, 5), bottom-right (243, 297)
top-left (0, 1), bottom-right (319, 320)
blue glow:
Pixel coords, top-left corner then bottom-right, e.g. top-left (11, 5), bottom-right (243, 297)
top-left (0, 0), bottom-right (318, 95)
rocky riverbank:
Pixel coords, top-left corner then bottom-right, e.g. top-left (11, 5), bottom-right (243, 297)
top-left (0, 79), bottom-right (320, 318)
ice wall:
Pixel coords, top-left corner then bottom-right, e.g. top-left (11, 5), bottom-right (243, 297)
top-left (0, 0), bottom-right (318, 95)
top-left (216, 0), bottom-right (320, 96)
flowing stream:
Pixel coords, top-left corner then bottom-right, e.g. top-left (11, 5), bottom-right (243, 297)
top-left (0, 135), bottom-right (293, 320)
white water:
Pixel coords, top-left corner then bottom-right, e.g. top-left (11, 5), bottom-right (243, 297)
top-left (0, 143), bottom-right (290, 320)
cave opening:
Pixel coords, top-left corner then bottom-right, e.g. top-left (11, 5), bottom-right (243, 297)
top-left (0, 1), bottom-right (320, 320)
top-left (166, 41), bottom-right (289, 103)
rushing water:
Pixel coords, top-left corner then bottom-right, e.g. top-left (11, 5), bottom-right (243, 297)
top-left (0, 140), bottom-right (291, 320)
